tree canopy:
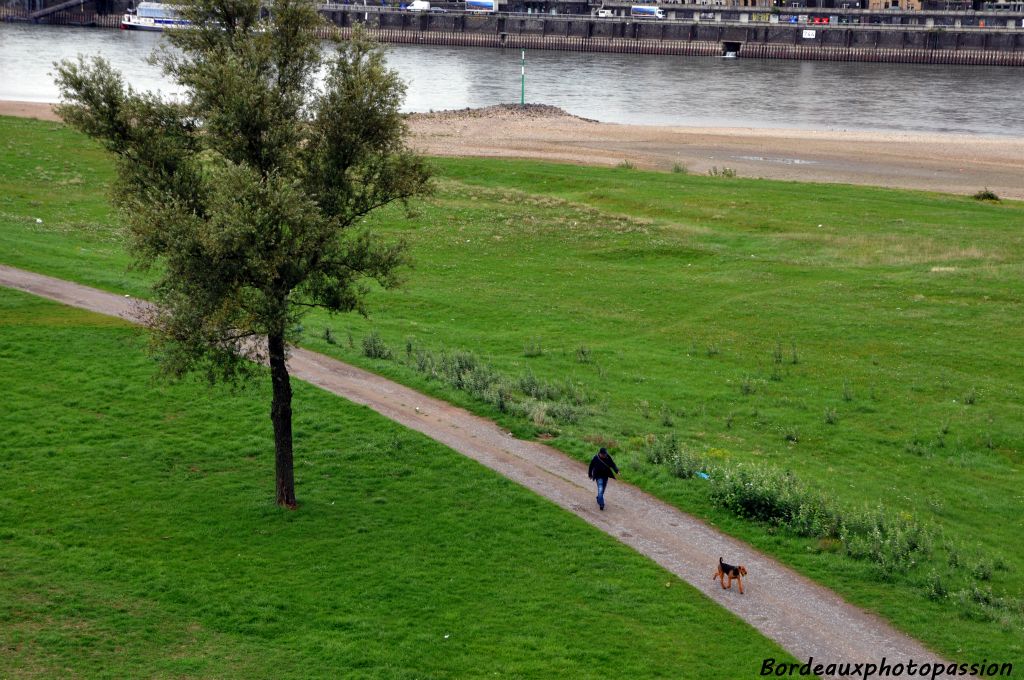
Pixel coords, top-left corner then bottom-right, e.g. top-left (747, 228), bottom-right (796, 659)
top-left (55, 0), bottom-right (431, 507)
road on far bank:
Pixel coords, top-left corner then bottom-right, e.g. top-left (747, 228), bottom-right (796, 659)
top-left (0, 263), bottom-right (949, 678)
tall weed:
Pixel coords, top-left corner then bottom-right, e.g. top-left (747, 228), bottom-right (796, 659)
top-left (368, 337), bottom-right (592, 426)
top-left (641, 435), bottom-right (942, 573)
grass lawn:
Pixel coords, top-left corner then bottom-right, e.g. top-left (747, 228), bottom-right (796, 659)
top-left (0, 289), bottom-right (794, 677)
top-left (2, 114), bottom-right (1022, 664)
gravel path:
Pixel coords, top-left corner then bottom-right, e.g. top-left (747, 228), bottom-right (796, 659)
top-left (1, 264), bottom-right (949, 676)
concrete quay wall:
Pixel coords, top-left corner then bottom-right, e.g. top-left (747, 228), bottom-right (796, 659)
top-left (4, 4), bottom-right (1021, 65)
top-left (324, 8), bottom-right (1024, 64)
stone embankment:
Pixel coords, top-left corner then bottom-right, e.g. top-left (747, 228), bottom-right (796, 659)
top-left (4, 3), bottom-right (1024, 64)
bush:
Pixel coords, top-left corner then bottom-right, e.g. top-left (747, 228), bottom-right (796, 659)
top-left (740, 377), bottom-right (754, 395)
top-left (643, 434), bottom-right (705, 479)
top-left (702, 458), bottom-right (934, 570)
top-left (362, 330), bottom-right (393, 360)
top-left (523, 338), bottom-right (544, 357)
top-left (638, 436), bottom-right (1024, 595)
top-left (840, 506), bottom-right (934, 571)
top-left (548, 400), bottom-right (585, 424)
top-left (972, 187), bottom-right (1000, 201)
top-left (972, 559), bottom-right (993, 582)
top-left (486, 381), bottom-right (513, 414)
top-left (645, 432), bottom-right (679, 465)
top-left (399, 344), bottom-right (592, 425)
top-left (660, 403), bottom-right (674, 427)
top-left (709, 465), bottom-right (836, 537)
top-left (413, 348), bottom-right (435, 376)
top-left (518, 370), bottom-right (547, 400)
top-left (667, 450), bottom-right (706, 479)
top-left (926, 569), bottom-right (948, 601)
top-left (436, 349), bottom-right (494, 395)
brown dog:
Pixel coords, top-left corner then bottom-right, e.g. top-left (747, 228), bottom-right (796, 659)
top-left (713, 557), bottom-right (748, 594)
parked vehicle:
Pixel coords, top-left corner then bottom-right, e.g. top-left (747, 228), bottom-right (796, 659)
top-left (406, 0), bottom-right (430, 10)
top-left (596, 8), bottom-right (614, 17)
top-left (630, 4), bottom-right (665, 18)
top-left (466, 0), bottom-right (496, 11)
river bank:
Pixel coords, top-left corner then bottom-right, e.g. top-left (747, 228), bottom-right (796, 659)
top-left (7, 100), bottom-right (1023, 199)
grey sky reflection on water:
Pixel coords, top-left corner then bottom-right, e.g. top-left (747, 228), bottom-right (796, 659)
top-left (2, 23), bottom-right (1023, 135)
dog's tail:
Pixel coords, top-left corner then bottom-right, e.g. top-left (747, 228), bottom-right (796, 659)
top-left (719, 556), bottom-right (724, 566)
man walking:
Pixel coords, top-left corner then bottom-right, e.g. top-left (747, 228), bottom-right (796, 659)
top-left (588, 447), bottom-right (620, 511)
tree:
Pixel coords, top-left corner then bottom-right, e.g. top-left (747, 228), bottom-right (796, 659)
top-left (54, 0), bottom-right (431, 508)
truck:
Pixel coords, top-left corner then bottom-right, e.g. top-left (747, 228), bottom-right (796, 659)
top-left (596, 7), bottom-right (614, 17)
top-left (406, 0), bottom-right (430, 10)
top-left (466, 0), bottom-right (496, 10)
top-left (630, 5), bottom-right (665, 18)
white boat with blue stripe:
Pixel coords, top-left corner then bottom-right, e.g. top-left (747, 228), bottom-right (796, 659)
top-left (120, 2), bottom-right (190, 31)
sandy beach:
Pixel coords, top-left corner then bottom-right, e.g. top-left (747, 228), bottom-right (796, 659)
top-left (6, 100), bottom-right (1023, 200)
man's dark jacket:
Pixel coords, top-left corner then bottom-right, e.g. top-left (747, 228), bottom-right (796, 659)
top-left (588, 453), bottom-right (619, 480)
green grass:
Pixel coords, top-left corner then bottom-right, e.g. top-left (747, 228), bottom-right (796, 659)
top-left (0, 116), bottom-right (147, 296)
top-left (0, 289), bottom-right (793, 677)
top-left (2, 115), bottom-right (1023, 664)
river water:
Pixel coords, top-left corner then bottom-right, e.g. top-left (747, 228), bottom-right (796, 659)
top-left (2, 22), bottom-right (1023, 135)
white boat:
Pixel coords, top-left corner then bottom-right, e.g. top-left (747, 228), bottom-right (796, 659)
top-left (120, 2), bottom-right (190, 31)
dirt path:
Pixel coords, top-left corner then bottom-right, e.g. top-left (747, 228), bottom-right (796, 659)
top-left (1, 264), bottom-right (948, 674)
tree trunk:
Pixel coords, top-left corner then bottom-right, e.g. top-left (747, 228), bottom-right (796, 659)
top-left (268, 331), bottom-right (297, 508)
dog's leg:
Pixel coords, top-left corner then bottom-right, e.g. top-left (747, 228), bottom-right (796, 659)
top-left (737, 574), bottom-right (743, 595)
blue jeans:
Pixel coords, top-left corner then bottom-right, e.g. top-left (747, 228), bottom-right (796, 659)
top-left (595, 477), bottom-right (607, 508)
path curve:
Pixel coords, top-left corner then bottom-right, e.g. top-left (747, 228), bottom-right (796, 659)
top-left (1, 264), bottom-right (948, 676)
